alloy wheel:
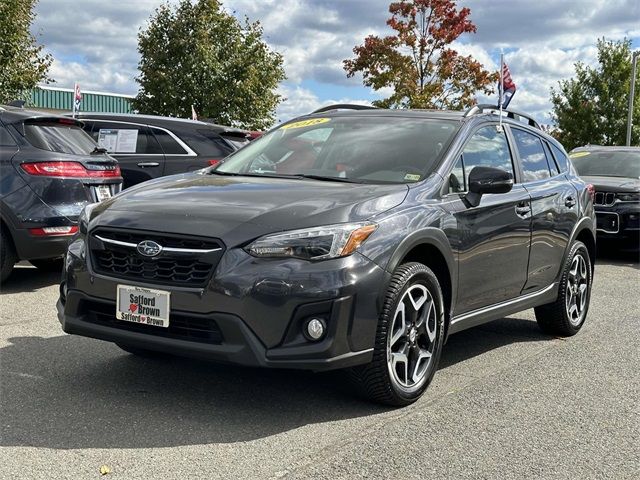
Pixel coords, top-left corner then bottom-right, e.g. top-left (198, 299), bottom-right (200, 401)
top-left (565, 253), bottom-right (589, 326)
top-left (387, 284), bottom-right (438, 391)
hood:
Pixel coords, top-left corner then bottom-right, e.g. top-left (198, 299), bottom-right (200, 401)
top-left (91, 173), bottom-right (408, 246)
top-left (581, 175), bottom-right (640, 192)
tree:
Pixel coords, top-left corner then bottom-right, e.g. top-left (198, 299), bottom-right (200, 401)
top-left (551, 38), bottom-right (640, 149)
top-left (343, 0), bottom-right (497, 109)
top-left (0, 0), bottom-right (52, 104)
top-left (133, 0), bottom-right (285, 130)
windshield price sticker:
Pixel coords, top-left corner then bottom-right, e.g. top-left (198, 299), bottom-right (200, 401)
top-left (569, 151), bottom-right (590, 158)
top-left (281, 118), bottom-right (331, 130)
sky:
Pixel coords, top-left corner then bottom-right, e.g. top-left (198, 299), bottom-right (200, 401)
top-left (32, 0), bottom-right (640, 125)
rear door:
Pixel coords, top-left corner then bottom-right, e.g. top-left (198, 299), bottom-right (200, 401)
top-left (85, 120), bottom-right (165, 188)
top-left (509, 127), bottom-right (577, 293)
top-left (446, 124), bottom-right (532, 314)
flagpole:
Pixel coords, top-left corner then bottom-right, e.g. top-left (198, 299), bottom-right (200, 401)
top-left (499, 52), bottom-right (504, 131)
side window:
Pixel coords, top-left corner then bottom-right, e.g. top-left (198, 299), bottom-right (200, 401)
top-left (542, 142), bottom-right (560, 176)
top-left (549, 143), bottom-right (569, 173)
top-left (0, 125), bottom-right (16, 146)
top-left (512, 128), bottom-right (551, 182)
top-left (459, 126), bottom-right (515, 190)
top-left (93, 122), bottom-right (162, 154)
top-left (151, 128), bottom-right (188, 155)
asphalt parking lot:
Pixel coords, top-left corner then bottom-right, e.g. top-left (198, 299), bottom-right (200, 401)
top-left (1, 248), bottom-right (638, 480)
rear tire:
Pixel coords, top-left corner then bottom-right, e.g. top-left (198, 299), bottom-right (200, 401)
top-left (117, 343), bottom-right (169, 358)
top-left (30, 258), bottom-right (64, 272)
top-left (348, 262), bottom-right (445, 407)
top-left (534, 241), bottom-right (592, 336)
top-left (0, 228), bottom-right (17, 283)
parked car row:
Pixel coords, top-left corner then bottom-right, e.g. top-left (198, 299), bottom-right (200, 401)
top-left (0, 106), bottom-right (256, 281)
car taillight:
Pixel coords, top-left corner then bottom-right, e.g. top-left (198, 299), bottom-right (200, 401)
top-left (586, 184), bottom-right (596, 202)
top-left (207, 159), bottom-right (222, 167)
top-left (29, 226), bottom-right (78, 236)
top-left (21, 162), bottom-right (121, 178)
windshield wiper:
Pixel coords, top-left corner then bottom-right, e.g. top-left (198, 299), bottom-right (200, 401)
top-left (209, 170), bottom-right (299, 179)
top-left (292, 174), bottom-right (364, 183)
top-left (90, 146), bottom-right (108, 155)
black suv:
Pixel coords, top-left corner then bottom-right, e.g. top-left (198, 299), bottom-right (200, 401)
top-left (570, 146), bottom-right (639, 247)
top-left (0, 106), bottom-right (122, 282)
top-left (74, 113), bottom-right (249, 188)
top-left (57, 105), bottom-right (596, 406)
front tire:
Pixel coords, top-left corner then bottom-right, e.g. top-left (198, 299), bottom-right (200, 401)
top-left (534, 241), bottom-right (592, 336)
top-left (348, 262), bottom-right (446, 406)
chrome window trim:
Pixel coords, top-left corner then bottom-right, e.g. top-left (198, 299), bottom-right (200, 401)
top-left (83, 118), bottom-right (197, 156)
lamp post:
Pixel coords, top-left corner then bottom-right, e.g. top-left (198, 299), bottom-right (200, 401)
top-left (626, 50), bottom-right (639, 146)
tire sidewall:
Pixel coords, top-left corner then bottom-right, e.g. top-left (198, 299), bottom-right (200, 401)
top-left (561, 242), bottom-right (592, 333)
top-left (383, 264), bottom-right (446, 402)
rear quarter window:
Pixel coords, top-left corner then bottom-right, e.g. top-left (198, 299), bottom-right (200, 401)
top-left (549, 143), bottom-right (570, 173)
top-left (178, 128), bottom-right (234, 157)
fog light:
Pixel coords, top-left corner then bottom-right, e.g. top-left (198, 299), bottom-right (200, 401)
top-left (305, 318), bottom-right (326, 341)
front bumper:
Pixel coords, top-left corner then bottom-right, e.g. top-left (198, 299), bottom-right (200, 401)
top-left (58, 237), bottom-right (388, 371)
top-left (595, 202), bottom-right (640, 241)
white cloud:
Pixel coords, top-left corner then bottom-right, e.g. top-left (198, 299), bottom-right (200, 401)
top-left (32, 0), bottom-right (639, 124)
top-left (276, 85), bottom-right (371, 123)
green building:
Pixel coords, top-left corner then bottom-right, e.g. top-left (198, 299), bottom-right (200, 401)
top-left (29, 85), bottom-right (134, 114)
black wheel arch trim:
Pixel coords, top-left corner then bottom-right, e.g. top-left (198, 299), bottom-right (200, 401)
top-left (563, 216), bottom-right (596, 273)
top-left (381, 227), bottom-right (457, 322)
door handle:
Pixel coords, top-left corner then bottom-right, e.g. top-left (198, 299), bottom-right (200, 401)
top-left (515, 202), bottom-right (531, 217)
top-left (565, 196), bottom-right (576, 208)
top-left (137, 162), bottom-right (160, 168)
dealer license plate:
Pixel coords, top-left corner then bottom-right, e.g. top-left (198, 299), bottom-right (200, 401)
top-left (116, 285), bottom-right (171, 328)
top-left (94, 185), bottom-right (112, 202)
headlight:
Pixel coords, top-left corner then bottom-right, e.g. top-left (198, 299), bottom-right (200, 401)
top-left (246, 222), bottom-right (378, 260)
top-left (616, 192), bottom-right (640, 202)
top-left (78, 202), bottom-right (99, 235)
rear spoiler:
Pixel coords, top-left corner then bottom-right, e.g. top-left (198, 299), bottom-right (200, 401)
top-left (12, 116), bottom-right (85, 136)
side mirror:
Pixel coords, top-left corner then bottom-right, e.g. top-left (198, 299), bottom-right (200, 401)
top-left (464, 166), bottom-right (513, 207)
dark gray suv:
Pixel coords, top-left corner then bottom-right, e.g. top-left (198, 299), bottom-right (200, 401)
top-left (57, 105), bottom-right (596, 406)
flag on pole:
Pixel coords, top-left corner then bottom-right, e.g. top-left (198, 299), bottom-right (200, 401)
top-left (73, 83), bottom-right (82, 117)
top-left (191, 105), bottom-right (198, 121)
top-left (498, 62), bottom-right (516, 109)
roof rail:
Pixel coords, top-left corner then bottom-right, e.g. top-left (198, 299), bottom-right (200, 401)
top-left (464, 103), bottom-right (540, 130)
top-left (311, 103), bottom-right (377, 114)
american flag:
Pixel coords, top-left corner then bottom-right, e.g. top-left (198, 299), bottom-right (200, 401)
top-left (499, 62), bottom-right (516, 109)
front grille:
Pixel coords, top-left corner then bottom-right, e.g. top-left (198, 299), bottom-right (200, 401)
top-left (89, 228), bottom-right (224, 287)
top-left (594, 191), bottom-right (615, 206)
top-left (83, 299), bottom-right (224, 344)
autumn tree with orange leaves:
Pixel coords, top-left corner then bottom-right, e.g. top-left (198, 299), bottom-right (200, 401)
top-left (344, 0), bottom-right (497, 109)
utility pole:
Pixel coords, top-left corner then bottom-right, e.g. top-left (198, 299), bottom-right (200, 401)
top-left (626, 50), bottom-right (639, 146)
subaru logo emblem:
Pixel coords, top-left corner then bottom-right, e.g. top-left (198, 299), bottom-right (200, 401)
top-left (137, 240), bottom-right (162, 257)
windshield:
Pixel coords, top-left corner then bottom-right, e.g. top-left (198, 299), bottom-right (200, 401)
top-left (571, 150), bottom-right (640, 178)
top-left (24, 121), bottom-right (97, 155)
top-left (215, 116), bottom-right (459, 183)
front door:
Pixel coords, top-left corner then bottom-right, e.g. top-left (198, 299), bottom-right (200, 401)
top-left (445, 125), bottom-right (532, 315)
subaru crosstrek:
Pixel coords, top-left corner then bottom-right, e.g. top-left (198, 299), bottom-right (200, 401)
top-left (57, 104), bottom-right (596, 406)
